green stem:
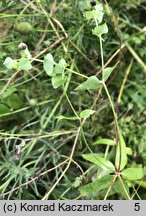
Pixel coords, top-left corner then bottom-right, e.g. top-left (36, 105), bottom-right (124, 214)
top-left (102, 81), bottom-right (120, 134)
top-left (65, 93), bottom-right (80, 120)
top-left (99, 36), bottom-right (104, 71)
top-left (94, 17), bottom-right (104, 72)
top-left (66, 68), bottom-right (88, 79)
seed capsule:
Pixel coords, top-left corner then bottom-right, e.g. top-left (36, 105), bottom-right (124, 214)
top-left (15, 22), bottom-right (33, 35)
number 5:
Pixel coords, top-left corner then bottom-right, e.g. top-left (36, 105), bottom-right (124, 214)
top-left (134, 203), bottom-right (140, 211)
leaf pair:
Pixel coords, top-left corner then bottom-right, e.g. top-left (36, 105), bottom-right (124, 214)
top-left (85, 4), bottom-right (104, 24)
top-left (92, 23), bottom-right (108, 37)
top-left (83, 2), bottom-right (108, 37)
top-left (3, 57), bottom-right (32, 71)
top-left (43, 53), bottom-right (67, 89)
top-left (81, 152), bottom-right (144, 199)
top-left (80, 132), bottom-right (144, 199)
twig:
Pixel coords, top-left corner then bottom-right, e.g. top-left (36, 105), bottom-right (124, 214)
top-left (42, 126), bottom-right (81, 200)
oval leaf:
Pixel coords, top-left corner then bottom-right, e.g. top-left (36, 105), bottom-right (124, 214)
top-left (80, 109), bottom-right (95, 119)
top-left (85, 10), bottom-right (96, 20)
top-left (51, 75), bottom-right (66, 89)
top-left (53, 64), bottom-right (64, 75)
top-left (59, 58), bottom-right (68, 68)
top-left (43, 53), bottom-right (55, 76)
top-left (3, 57), bottom-right (17, 70)
top-left (75, 76), bottom-right (101, 91)
top-left (82, 153), bottom-right (115, 173)
top-left (92, 23), bottom-right (108, 36)
top-left (19, 58), bottom-right (32, 71)
top-left (122, 167), bottom-right (144, 181)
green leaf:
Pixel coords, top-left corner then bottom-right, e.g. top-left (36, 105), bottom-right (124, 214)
top-left (92, 23), bottom-right (108, 36)
top-left (85, 10), bottom-right (96, 20)
top-left (135, 180), bottom-right (146, 189)
top-left (93, 138), bottom-right (115, 146)
top-left (126, 147), bottom-right (133, 155)
top-left (43, 53), bottom-right (55, 76)
top-left (3, 57), bottom-right (18, 70)
top-left (95, 11), bottom-right (104, 24)
top-left (20, 47), bottom-right (31, 59)
top-left (102, 63), bottom-right (119, 82)
top-left (0, 104), bottom-right (10, 115)
top-left (79, 175), bottom-right (113, 198)
top-left (82, 154), bottom-right (115, 172)
top-left (75, 76), bottom-right (101, 91)
top-left (80, 109), bottom-right (95, 119)
top-left (59, 58), bottom-right (68, 68)
top-left (51, 75), bottom-right (65, 89)
top-left (85, 9), bottom-right (104, 23)
top-left (0, 87), bottom-right (17, 99)
top-left (78, 0), bottom-right (91, 11)
top-left (19, 58), bottom-right (32, 71)
top-left (84, 3), bottom-right (104, 21)
top-left (121, 168), bottom-right (144, 180)
top-left (5, 94), bottom-right (23, 109)
top-left (95, 3), bottom-right (103, 11)
top-left (12, 61), bottom-right (19, 69)
top-left (115, 132), bottom-right (127, 171)
top-left (53, 64), bottom-right (64, 75)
